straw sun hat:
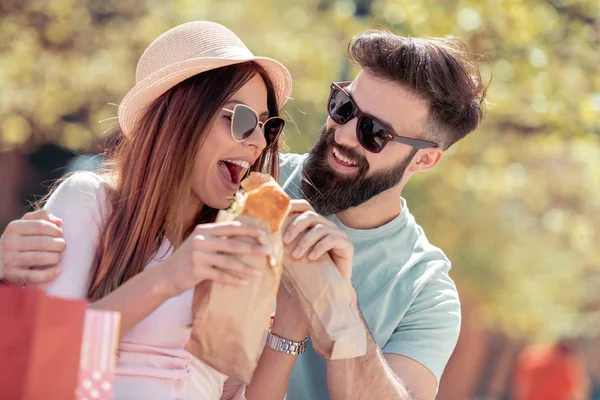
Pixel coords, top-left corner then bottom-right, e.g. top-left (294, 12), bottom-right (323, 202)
top-left (117, 21), bottom-right (293, 136)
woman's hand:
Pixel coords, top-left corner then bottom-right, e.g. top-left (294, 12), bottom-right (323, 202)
top-left (158, 221), bottom-right (270, 298)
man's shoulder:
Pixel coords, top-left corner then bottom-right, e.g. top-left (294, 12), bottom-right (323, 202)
top-left (352, 207), bottom-right (455, 307)
top-left (278, 153), bottom-right (308, 199)
top-left (279, 153), bottom-right (307, 174)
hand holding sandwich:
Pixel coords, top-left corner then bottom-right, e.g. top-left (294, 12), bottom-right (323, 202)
top-left (157, 221), bottom-right (271, 298)
top-left (284, 199), bottom-right (353, 281)
top-left (273, 200), bottom-right (354, 340)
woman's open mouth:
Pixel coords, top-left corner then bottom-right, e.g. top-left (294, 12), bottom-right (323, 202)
top-left (217, 159), bottom-right (250, 190)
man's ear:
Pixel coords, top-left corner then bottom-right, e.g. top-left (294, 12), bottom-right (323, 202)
top-left (411, 148), bottom-right (443, 172)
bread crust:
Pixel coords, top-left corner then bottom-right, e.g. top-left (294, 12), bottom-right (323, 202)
top-left (240, 173), bottom-right (291, 233)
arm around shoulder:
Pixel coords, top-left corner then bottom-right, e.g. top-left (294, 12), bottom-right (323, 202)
top-left (37, 172), bottom-right (108, 298)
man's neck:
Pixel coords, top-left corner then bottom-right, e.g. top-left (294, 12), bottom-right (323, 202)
top-left (335, 188), bottom-right (403, 230)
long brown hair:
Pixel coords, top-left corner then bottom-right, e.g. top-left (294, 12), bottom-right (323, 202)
top-left (87, 62), bottom-right (280, 301)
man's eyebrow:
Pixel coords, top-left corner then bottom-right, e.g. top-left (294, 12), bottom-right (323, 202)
top-left (224, 100), bottom-right (269, 118)
top-left (345, 88), bottom-right (398, 137)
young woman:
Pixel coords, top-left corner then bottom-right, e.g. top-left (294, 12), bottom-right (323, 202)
top-left (22, 21), bottom-right (354, 400)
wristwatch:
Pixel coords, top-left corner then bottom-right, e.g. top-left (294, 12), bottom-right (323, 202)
top-left (265, 328), bottom-right (308, 356)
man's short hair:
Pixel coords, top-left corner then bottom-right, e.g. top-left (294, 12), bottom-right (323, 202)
top-left (349, 31), bottom-right (488, 149)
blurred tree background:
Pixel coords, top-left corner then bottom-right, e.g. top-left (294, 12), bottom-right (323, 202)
top-left (1, 0), bottom-right (599, 354)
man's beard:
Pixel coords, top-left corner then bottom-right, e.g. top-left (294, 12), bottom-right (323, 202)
top-left (300, 126), bottom-right (417, 216)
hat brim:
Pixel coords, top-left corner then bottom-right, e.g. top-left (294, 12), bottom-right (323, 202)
top-left (118, 56), bottom-right (292, 136)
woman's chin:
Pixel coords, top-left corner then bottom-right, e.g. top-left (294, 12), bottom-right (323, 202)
top-left (205, 195), bottom-right (234, 211)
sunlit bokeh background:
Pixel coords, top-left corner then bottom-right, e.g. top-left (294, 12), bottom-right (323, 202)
top-left (1, 0), bottom-right (599, 398)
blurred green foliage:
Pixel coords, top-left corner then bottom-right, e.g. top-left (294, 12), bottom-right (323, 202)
top-left (1, 0), bottom-right (599, 341)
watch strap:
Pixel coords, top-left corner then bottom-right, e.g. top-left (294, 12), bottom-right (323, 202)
top-left (265, 328), bottom-right (308, 356)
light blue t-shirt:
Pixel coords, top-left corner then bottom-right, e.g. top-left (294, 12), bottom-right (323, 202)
top-left (278, 153), bottom-right (461, 400)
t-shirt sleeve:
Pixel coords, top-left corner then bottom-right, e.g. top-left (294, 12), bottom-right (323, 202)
top-left (381, 262), bottom-right (461, 385)
top-left (278, 153), bottom-right (307, 200)
top-left (36, 172), bottom-right (107, 300)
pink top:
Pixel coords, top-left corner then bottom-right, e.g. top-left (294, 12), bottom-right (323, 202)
top-left (41, 172), bottom-right (246, 400)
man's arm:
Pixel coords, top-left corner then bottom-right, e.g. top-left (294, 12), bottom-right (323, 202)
top-left (327, 264), bottom-right (461, 400)
top-left (326, 318), bottom-right (436, 400)
top-left (237, 200), bottom-right (355, 400)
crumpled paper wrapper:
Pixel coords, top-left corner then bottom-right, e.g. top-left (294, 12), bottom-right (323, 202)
top-left (185, 213), bottom-right (283, 383)
top-left (280, 215), bottom-right (367, 359)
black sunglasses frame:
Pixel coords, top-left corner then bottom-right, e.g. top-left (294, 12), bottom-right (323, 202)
top-left (328, 82), bottom-right (439, 153)
top-left (222, 104), bottom-right (285, 149)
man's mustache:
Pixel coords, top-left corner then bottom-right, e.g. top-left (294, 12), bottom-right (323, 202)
top-left (324, 128), bottom-right (368, 170)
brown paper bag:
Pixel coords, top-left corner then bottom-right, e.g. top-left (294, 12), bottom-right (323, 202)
top-left (280, 215), bottom-right (367, 359)
top-left (185, 213), bottom-right (284, 383)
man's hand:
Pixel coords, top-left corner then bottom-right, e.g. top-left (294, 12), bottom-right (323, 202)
top-left (0, 210), bottom-right (65, 284)
top-left (271, 200), bottom-right (354, 340)
top-left (283, 200), bottom-right (353, 281)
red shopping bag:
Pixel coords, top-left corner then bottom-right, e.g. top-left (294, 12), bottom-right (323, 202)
top-left (0, 286), bottom-right (87, 400)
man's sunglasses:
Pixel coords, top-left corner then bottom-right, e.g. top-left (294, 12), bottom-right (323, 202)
top-left (222, 104), bottom-right (285, 149)
top-left (327, 82), bottom-right (439, 153)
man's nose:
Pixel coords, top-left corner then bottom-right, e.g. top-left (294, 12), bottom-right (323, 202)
top-left (332, 117), bottom-right (361, 149)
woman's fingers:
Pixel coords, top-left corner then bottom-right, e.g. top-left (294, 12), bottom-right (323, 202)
top-left (200, 252), bottom-right (262, 278)
top-left (195, 221), bottom-right (265, 238)
top-left (192, 235), bottom-right (269, 256)
top-left (205, 266), bottom-right (250, 287)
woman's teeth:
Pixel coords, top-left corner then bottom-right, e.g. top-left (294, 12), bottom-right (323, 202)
top-left (221, 159), bottom-right (250, 169)
top-left (333, 147), bottom-right (357, 166)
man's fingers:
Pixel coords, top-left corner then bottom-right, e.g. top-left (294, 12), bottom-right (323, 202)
top-left (283, 212), bottom-right (336, 244)
top-left (290, 224), bottom-right (341, 259)
top-left (308, 235), bottom-right (353, 261)
top-left (5, 220), bottom-right (63, 238)
top-left (6, 251), bottom-right (62, 268)
top-left (5, 236), bottom-right (66, 253)
top-left (289, 199), bottom-right (315, 214)
top-left (21, 210), bottom-right (63, 226)
top-left (4, 266), bottom-right (62, 285)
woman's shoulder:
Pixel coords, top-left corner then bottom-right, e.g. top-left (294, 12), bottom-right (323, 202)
top-left (52, 171), bottom-right (108, 201)
top-left (45, 171), bottom-right (111, 225)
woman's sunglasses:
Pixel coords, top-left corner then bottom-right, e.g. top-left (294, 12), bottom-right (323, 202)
top-left (327, 82), bottom-right (439, 153)
top-left (222, 104), bottom-right (285, 149)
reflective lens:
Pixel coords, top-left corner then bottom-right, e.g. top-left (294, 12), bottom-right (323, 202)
top-left (262, 117), bottom-right (285, 149)
top-left (328, 89), bottom-right (355, 124)
top-left (228, 104), bottom-right (285, 149)
top-left (357, 116), bottom-right (387, 153)
top-left (328, 85), bottom-right (388, 153)
top-left (231, 105), bottom-right (259, 141)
